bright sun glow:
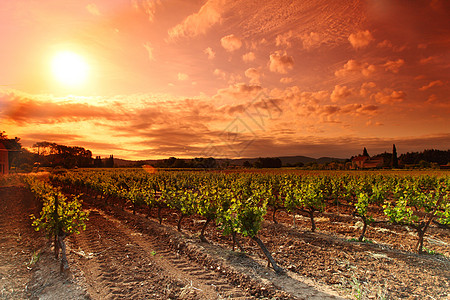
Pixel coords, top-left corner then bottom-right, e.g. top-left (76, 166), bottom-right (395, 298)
top-left (51, 51), bottom-right (89, 86)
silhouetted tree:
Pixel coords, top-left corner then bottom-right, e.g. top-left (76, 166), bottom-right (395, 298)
top-left (254, 157), bottom-right (282, 168)
top-left (105, 155), bottom-right (114, 168)
top-left (192, 157), bottom-right (217, 168)
top-left (94, 156), bottom-right (103, 168)
top-left (399, 149), bottom-right (449, 166)
top-left (31, 142), bottom-right (93, 168)
top-left (362, 147), bottom-right (369, 157)
top-left (243, 160), bottom-right (252, 168)
top-left (392, 144), bottom-right (398, 168)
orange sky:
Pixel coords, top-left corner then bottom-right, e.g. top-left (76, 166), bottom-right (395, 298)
top-left (0, 0), bottom-right (449, 159)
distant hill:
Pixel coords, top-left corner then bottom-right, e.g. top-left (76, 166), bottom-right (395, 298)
top-left (110, 155), bottom-right (346, 167)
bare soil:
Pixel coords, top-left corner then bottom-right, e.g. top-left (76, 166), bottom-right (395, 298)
top-left (0, 186), bottom-right (87, 299)
top-left (1, 185), bottom-right (449, 299)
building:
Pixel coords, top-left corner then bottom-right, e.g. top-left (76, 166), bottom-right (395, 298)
top-left (0, 138), bottom-right (21, 175)
top-left (351, 155), bottom-right (384, 169)
top-left (0, 142), bottom-right (9, 175)
top-left (351, 155), bottom-right (369, 169)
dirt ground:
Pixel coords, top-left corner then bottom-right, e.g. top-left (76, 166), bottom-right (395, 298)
top-left (0, 186), bottom-right (88, 299)
top-left (1, 185), bottom-right (449, 299)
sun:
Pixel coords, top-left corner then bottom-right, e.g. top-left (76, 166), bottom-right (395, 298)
top-left (51, 51), bottom-right (89, 86)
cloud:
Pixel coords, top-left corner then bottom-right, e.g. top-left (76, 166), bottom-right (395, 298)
top-left (383, 59), bottom-right (405, 73)
top-left (269, 51), bottom-right (294, 74)
top-left (330, 85), bottom-right (353, 102)
top-left (419, 80), bottom-right (444, 91)
top-left (366, 120), bottom-right (383, 127)
top-left (214, 83), bottom-right (262, 101)
top-left (204, 47), bottom-right (215, 59)
top-left (361, 82), bottom-right (376, 89)
top-left (377, 40), bottom-right (405, 52)
top-left (315, 103), bottom-right (378, 118)
top-left (168, 0), bottom-right (224, 39)
top-left (377, 40), bottom-right (392, 48)
top-left (220, 34), bottom-right (242, 52)
top-left (280, 77), bottom-right (293, 84)
top-left (86, 3), bottom-right (101, 16)
top-left (177, 73), bottom-right (189, 81)
top-left (21, 132), bottom-right (83, 144)
top-left (348, 30), bottom-right (374, 49)
top-left (270, 87), bottom-right (329, 109)
top-left (244, 68), bottom-right (261, 85)
top-left (335, 60), bottom-right (376, 78)
top-left (143, 42), bottom-right (155, 61)
top-left (275, 31), bottom-right (293, 48)
top-left (213, 69), bottom-right (226, 80)
top-left (242, 52), bottom-right (256, 63)
top-left (420, 56), bottom-right (438, 64)
top-left (0, 90), bottom-right (122, 125)
top-left (132, 0), bottom-right (161, 22)
top-left (373, 90), bottom-right (406, 104)
top-left (360, 81), bottom-right (376, 97)
top-left (301, 32), bottom-right (322, 50)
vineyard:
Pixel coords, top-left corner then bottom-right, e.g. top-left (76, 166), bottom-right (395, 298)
top-left (2, 169), bottom-right (449, 299)
top-left (48, 169), bottom-right (450, 254)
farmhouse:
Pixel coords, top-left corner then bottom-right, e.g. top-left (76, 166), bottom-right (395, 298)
top-left (351, 155), bottom-right (384, 169)
top-left (0, 138), bottom-right (21, 175)
top-left (0, 142), bottom-right (9, 175)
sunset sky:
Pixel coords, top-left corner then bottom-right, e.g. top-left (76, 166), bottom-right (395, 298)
top-left (0, 0), bottom-right (449, 160)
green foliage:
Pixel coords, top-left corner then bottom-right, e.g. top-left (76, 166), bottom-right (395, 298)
top-left (25, 176), bottom-right (89, 237)
top-left (383, 176), bottom-right (449, 253)
top-left (354, 193), bottom-right (374, 224)
top-left (48, 168), bottom-right (450, 255)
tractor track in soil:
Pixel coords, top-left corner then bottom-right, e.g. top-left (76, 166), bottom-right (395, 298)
top-left (70, 207), bottom-right (253, 299)
top-left (67, 192), bottom-right (345, 300)
top-left (7, 180), bottom-right (447, 299)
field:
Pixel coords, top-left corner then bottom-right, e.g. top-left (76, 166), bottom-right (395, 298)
top-left (1, 169), bottom-right (449, 299)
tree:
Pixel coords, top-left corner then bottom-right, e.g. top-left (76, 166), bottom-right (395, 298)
top-left (93, 156), bottom-right (103, 168)
top-left (243, 160), bottom-right (252, 168)
top-left (362, 147), bottom-right (369, 157)
top-left (31, 142), bottom-right (93, 168)
top-left (105, 155), bottom-right (114, 168)
top-left (254, 157), bottom-right (282, 168)
top-left (392, 144), bottom-right (398, 168)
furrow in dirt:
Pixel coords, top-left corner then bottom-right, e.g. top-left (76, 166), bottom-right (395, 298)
top-left (84, 200), bottom-right (346, 300)
top-left (69, 208), bottom-right (254, 299)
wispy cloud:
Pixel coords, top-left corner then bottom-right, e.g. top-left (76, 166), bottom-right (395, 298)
top-left (330, 85), bottom-right (353, 102)
top-left (244, 68), bottom-right (261, 85)
top-left (204, 47), bottom-right (215, 60)
top-left (242, 52), bottom-right (256, 63)
top-left (143, 42), bottom-right (155, 61)
top-left (220, 34), bottom-right (242, 52)
top-left (383, 59), bottom-right (405, 73)
top-left (269, 51), bottom-right (294, 74)
top-left (86, 3), bottom-right (101, 16)
top-left (177, 73), bottom-right (189, 81)
top-left (275, 31), bottom-right (293, 48)
top-left (132, 0), bottom-right (161, 22)
top-left (419, 80), bottom-right (444, 91)
top-left (335, 60), bottom-right (376, 78)
top-left (373, 90), bottom-right (406, 105)
top-left (168, 0), bottom-right (224, 39)
top-left (348, 30), bottom-right (374, 49)
top-left (0, 90), bottom-right (123, 125)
